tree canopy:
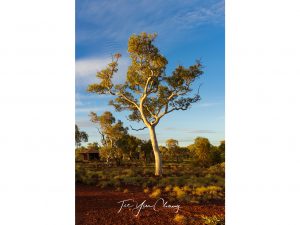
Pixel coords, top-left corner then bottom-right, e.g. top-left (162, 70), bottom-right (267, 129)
top-left (87, 32), bottom-right (204, 175)
top-left (89, 111), bottom-right (128, 147)
top-left (188, 137), bottom-right (211, 167)
top-left (87, 32), bottom-right (203, 128)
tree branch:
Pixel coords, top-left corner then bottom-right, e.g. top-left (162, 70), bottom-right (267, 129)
top-left (130, 125), bottom-right (147, 131)
top-left (144, 104), bottom-right (157, 120)
top-left (138, 76), bottom-right (153, 127)
top-left (96, 127), bottom-right (107, 146)
top-left (118, 92), bottom-right (139, 109)
top-left (143, 76), bottom-right (152, 96)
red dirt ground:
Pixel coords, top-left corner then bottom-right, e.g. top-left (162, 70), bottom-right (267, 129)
top-left (76, 184), bottom-right (224, 225)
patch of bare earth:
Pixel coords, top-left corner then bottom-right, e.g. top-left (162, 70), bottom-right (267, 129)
top-left (76, 184), bottom-right (224, 225)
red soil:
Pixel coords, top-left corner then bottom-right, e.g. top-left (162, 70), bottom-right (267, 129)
top-left (76, 184), bottom-right (224, 225)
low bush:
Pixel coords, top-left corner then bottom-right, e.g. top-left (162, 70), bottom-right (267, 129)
top-left (172, 186), bottom-right (186, 201)
top-left (164, 185), bottom-right (172, 192)
top-left (173, 214), bottom-right (187, 224)
top-left (194, 186), bottom-right (224, 202)
top-left (149, 188), bottom-right (161, 198)
top-left (122, 168), bottom-right (136, 177)
top-left (75, 161), bottom-right (225, 204)
top-left (200, 215), bottom-right (225, 225)
top-left (205, 163), bottom-right (225, 177)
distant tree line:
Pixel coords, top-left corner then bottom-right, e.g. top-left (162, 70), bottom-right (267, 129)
top-left (75, 112), bottom-right (224, 167)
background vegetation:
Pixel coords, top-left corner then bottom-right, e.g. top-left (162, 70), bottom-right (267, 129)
top-left (75, 122), bottom-right (225, 205)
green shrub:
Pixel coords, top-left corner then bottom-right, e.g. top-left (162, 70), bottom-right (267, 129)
top-left (122, 176), bottom-right (143, 186)
top-left (201, 215), bottom-right (225, 225)
top-left (149, 188), bottom-right (161, 198)
top-left (144, 177), bottom-right (158, 187)
top-left (205, 163), bottom-right (225, 177)
top-left (194, 186), bottom-right (224, 202)
top-left (164, 185), bottom-right (172, 192)
top-left (172, 186), bottom-right (186, 200)
top-left (122, 168), bottom-right (135, 176)
top-left (173, 214), bottom-right (187, 224)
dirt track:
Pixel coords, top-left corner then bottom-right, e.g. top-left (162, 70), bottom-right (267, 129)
top-left (76, 184), bottom-right (224, 225)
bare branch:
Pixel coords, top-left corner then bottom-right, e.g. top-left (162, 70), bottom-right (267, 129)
top-left (130, 125), bottom-right (147, 131)
top-left (196, 82), bottom-right (203, 96)
top-left (109, 90), bottom-right (116, 95)
top-left (96, 127), bottom-right (107, 146)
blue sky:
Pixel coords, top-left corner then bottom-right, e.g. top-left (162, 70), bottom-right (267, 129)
top-left (76, 0), bottom-right (224, 146)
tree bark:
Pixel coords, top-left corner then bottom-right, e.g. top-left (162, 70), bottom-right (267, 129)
top-left (149, 126), bottom-right (162, 176)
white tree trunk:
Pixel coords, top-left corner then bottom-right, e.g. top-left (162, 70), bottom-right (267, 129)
top-left (149, 126), bottom-right (162, 176)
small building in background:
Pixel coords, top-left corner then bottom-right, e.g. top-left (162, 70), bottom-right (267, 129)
top-left (78, 148), bottom-right (100, 160)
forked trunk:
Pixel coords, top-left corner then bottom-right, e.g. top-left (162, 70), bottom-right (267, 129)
top-left (149, 126), bottom-right (162, 176)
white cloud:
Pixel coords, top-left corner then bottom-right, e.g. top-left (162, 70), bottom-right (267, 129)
top-left (75, 56), bottom-right (130, 87)
top-left (76, 57), bottom-right (110, 78)
top-left (76, 119), bottom-right (94, 128)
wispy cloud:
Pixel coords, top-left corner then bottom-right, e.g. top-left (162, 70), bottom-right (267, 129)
top-left (173, 0), bottom-right (224, 29)
top-left (185, 130), bottom-right (216, 134)
top-left (76, 106), bottom-right (111, 113)
top-left (196, 101), bottom-right (222, 108)
top-left (163, 127), bottom-right (216, 134)
top-left (76, 0), bottom-right (224, 44)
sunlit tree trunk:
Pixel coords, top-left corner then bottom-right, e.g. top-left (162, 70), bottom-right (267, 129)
top-left (149, 126), bottom-right (162, 176)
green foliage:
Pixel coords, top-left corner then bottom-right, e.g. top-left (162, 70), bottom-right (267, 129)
top-left (75, 165), bottom-right (97, 185)
top-left (173, 214), bottom-right (187, 224)
top-left (188, 137), bottom-right (212, 167)
top-left (140, 140), bottom-right (153, 164)
top-left (201, 215), bottom-right (225, 225)
top-left (165, 139), bottom-right (180, 162)
top-left (75, 146), bottom-right (86, 161)
top-left (122, 168), bottom-right (136, 176)
top-left (172, 186), bottom-right (186, 200)
top-left (89, 111), bottom-right (128, 165)
top-left (161, 140), bottom-right (191, 162)
top-left (193, 186), bottom-right (224, 202)
top-left (75, 159), bottom-right (225, 203)
top-left (206, 163), bottom-right (225, 177)
top-left (116, 134), bottom-right (141, 160)
top-left (218, 140), bottom-right (225, 162)
top-left (75, 125), bottom-right (88, 147)
top-left (87, 142), bottom-right (99, 151)
top-left (93, 32), bottom-right (203, 127)
top-left (209, 141), bottom-right (225, 165)
top-left (122, 176), bottom-right (143, 186)
top-left (90, 111), bottom-right (128, 147)
top-left (149, 188), bottom-right (161, 198)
